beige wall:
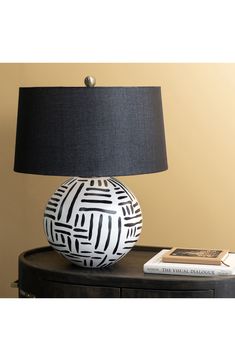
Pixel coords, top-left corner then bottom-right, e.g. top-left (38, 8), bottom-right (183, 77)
top-left (1, 63), bottom-right (235, 297)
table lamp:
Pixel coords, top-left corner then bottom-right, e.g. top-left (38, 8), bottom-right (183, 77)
top-left (14, 76), bottom-right (168, 268)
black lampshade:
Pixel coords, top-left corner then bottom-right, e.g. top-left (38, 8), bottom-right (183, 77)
top-left (14, 86), bottom-right (168, 177)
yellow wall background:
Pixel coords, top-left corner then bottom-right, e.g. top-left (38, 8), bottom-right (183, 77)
top-left (1, 63), bottom-right (235, 297)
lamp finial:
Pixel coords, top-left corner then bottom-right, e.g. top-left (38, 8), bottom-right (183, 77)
top-left (84, 76), bottom-right (96, 87)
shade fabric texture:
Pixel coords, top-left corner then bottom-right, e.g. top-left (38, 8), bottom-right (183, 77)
top-left (14, 86), bottom-right (168, 177)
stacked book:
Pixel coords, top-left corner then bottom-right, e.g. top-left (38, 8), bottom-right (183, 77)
top-left (143, 247), bottom-right (235, 276)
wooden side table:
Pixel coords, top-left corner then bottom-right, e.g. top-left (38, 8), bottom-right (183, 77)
top-left (18, 245), bottom-right (235, 298)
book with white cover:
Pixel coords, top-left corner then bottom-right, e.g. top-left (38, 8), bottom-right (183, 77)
top-left (143, 249), bottom-right (235, 276)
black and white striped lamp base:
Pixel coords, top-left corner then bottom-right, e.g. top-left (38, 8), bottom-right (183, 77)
top-left (43, 177), bottom-right (142, 268)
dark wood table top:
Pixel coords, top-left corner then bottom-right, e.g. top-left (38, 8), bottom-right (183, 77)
top-left (19, 245), bottom-right (235, 291)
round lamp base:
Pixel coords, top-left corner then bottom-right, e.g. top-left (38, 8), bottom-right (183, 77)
top-left (43, 177), bottom-right (142, 268)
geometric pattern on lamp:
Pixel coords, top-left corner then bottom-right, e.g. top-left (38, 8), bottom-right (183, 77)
top-left (14, 77), bottom-right (168, 268)
top-left (44, 177), bottom-right (142, 268)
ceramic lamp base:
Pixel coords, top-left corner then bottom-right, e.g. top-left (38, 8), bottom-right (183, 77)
top-left (43, 177), bottom-right (143, 268)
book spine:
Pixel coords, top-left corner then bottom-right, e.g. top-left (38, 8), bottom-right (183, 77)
top-left (143, 265), bottom-right (233, 277)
